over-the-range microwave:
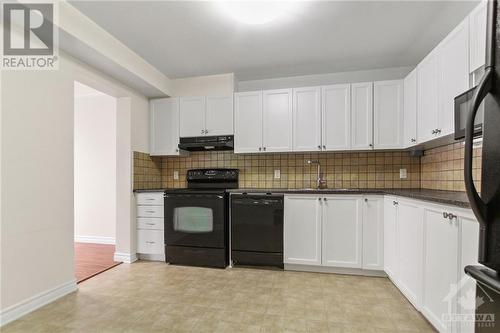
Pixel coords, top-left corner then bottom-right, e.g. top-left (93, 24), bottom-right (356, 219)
top-left (454, 86), bottom-right (483, 140)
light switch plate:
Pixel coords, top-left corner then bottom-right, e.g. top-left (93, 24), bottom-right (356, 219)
top-left (173, 171), bottom-right (179, 180)
top-left (399, 168), bottom-right (407, 179)
top-left (274, 169), bottom-right (281, 179)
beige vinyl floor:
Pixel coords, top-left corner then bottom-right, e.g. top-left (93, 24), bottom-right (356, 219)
top-left (2, 261), bottom-right (435, 332)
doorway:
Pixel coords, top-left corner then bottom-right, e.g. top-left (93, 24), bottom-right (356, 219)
top-left (74, 81), bottom-right (121, 283)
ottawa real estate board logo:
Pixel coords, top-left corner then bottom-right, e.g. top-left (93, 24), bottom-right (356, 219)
top-left (1, 1), bottom-right (58, 70)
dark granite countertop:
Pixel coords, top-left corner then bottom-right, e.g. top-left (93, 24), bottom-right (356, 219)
top-left (134, 188), bottom-right (471, 208)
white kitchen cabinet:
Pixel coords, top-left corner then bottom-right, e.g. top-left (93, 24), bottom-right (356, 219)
top-left (263, 89), bottom-right (293, 152)
top-left (150, 98), bottom-right (182, 156)
top-left (292, 87), bottom-right (321, 152)
top-left (284, 196), bottom-right (322, 266)
top-left (384, 197), bottom-right (398, 279)
top-left (373, 80), bottom-right (403, 149)
top-left (136, 191), bottom-right (165, 259)
top-left (179, 96), bottom-right (206, 137)
top-left (205, 96), bottom-right (233, 136)
top-left (421, 207), bottom-right (459, 333)
top-left (417, 50), bottom-right (440, 143)
top-left (322, 84), bottom-right (351, 150)
top-left (469, 1), bottom-right (487, 73)
top-left (397, 199), bottom-right (424, 309)
top-left (234, 91), bottom-right (263, 153)
top-left (403, 69), bottom-right (418, 148)
top-left (322, 195), bottom-right (363, 268)
top-left (438, 18), bottom-right (470, 138)
top-left (351, 82), bottom-right (373, 150)
top-left (362, 196), bottom-right (384, 270)
top-left (458, 215), bottom-right (481, 333)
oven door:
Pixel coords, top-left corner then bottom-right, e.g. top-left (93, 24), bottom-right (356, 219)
top-left (164, 193), bottom-right (226, 249)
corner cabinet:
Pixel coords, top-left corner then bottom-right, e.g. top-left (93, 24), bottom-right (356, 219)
top-left (373, 80), bottom-right (404, 149)
top-left (150, 98), bottom-right (182, 156)
top-left (351, 82), bottom-right (374, 150)
top-left (234, 91), bottom-right (263, 153)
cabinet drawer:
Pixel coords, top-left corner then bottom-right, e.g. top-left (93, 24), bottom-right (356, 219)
top-left (136, 192), bottom-right (164, 205)
top-left (137, 230), bottom-right (164, 254)
top-left (137, 218), bottom-right (164, 230)
top-left (137, 206), bottom-right (163, 218)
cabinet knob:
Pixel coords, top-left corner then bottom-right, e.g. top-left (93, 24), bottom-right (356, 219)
top-left (364, 198), bottom-right (368, 202)
top-left (259, 147), bottom-right (262, 151)
top-left (263, 147), bottom-right (266, 151)
top-left (431, 129), bottom-right (436, 134)
top-left (323, 145), bottom-right (326, 149)
top-left (318, 145), bottom-right (322, 150)
top-left (369, 143), bottom-right (373, 148)
top-left (175, 148), bottom-right (179, 152)
top-left (201, 129), bottom-right (204, 134)
top-left (318, 197), bottom-right (322, 201)
top-left (205, 129), bottom-right (209, 134)
top-left (436, 129), bottom-right (441, 134)
top-left (411, 138), bottom-right (416, 143)
top-left (323, 198), bottom-right (327, 201)
top-left (443, 212), bottom-right (449, 219)
top-left (393, 201), bottom-right (398, 205)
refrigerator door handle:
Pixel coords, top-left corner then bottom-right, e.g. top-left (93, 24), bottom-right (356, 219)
top-left (464, 65), bottom-right (492, 262)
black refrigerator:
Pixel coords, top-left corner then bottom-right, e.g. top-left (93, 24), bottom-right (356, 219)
top-left (464, 0), bottom-right (500, 331)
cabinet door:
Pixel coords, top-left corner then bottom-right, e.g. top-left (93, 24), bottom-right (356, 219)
top-left (438, 18), bottom-right (469, 137)
top-left (263, 89), bottom-right (293, 152)
top-left (397, 200), bottom-right (424, 309)
top-left (322, 196), bottom-right (362, 268)
top-left (469, 1), bottom-right (487, 73)
top-left (284, 196), bottom-right (322, 266)
top-left (384, 197), bottom-right (398, 279)
top-left (418, 51), bottom-right (439, 143)
top-left (403, 69), bottom-right (418, 148)
top-left (205, 96), bottom-right (233, 136)
top-left (458, 215), bottom-right (480, 333)
top-left (422, 207), bottom-right (459, 333)
top-left (322, 84), bottom-right (351, 150)
top-left (150, 98), bottom-right (181, 156)
top-left (292, 87), bottom-right (321, 152)
top-left (179, 96), bottom-right (206, 137)
top-left (351, 82), bottom-right (373, 150)
top-left (373, 80), bottom-right (403, 149)
top-left (234, 91), bottom-right (262, 153)
top-left (362, 196), bottom-right (384, 270)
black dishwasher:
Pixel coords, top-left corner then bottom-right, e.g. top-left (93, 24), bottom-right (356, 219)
top-left (231, 194), bottom-right (284, 268)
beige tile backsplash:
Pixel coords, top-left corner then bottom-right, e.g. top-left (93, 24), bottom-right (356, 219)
top-left (134, 150), bottom-right (421, 190)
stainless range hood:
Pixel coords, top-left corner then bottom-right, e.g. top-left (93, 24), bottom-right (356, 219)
top-left (178, 135), bottom-right (234, 151)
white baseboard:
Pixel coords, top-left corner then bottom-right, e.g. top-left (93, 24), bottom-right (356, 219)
top-left (0, 279), bottom-right (77, 327)
top-left (284, 264), bottom-right (387, 277)
top-left (114, 252), bottom-right (137, 263)
top-left (74, 235), bottom-right (115, 245)
top-left (138, 253), bottom-right (165, 262)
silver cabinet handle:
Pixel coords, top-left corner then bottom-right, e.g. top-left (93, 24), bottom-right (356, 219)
top-left (263, 147), bottom-right (266, 151)
top-left (323, 145), bottom-right (326, 149)
top-left (318, 197), bottom-right (321, 201)
top-left (146, 210), bottom-right (155, 213)
top-left (146, 223), bottom-right (155, 225)
top-left (436, 129), bottom-right (441, 134)
top-left (146, 241), bottom-right (155, 244)
top-left (448, 213), bottom-right (457, 220)
top-left (411, 138), bottom-right (416, 143)
top-left (175, 148), bottom-right (179, 152)
top-left (323, 198), bottom-right (327, 201)
top-left (201, 129), bottom-right (204, 134)
top-left (146, 198), bottom-right (155, 201)
top-left (369, 143), bottom-right (373, 147)
top-left (259, 147), bottom-right (262, 151)
top-left (205, 129), bottom-right (209, 134)
top-left (364, 198), bottom-right (368, 202)
top-left (443, 212), bottom-right (449, 219)
top-left (432, 129), bottom-right (436, 134)
top-left (393, 201), bottom-right (398, 205)
top-left (318, 145), bottom-right (321, 150)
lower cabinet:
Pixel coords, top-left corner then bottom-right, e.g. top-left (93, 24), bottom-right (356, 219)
top-left (284, 194), bottom-right (383, 272)
top-left (421, 207), bottom-right (460, 333)
top-left (383, 197), bottom-right (398, 279)
top-left (284, 195), bottom-right (322, 266)
top-left (136, 192), bottom-right (165, 261)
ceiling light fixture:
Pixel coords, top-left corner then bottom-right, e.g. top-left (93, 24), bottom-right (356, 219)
top-left (214, 1), bottom-right (302, 25)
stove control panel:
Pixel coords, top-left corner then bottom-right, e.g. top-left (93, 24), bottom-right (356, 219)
top-left (187, 169), bottom-right (239, 182)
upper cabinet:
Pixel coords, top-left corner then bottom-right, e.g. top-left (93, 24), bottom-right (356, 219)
top-left (322, 84), bottom-right (351, 150)
top-left (373, 80), bottom-right (403, 149)
top-left (469, 1), bottom-right (487, 73)
top-left (179, 96), bottom-right (206, 137)
top-left (417, 49), bottom-right (440, 143)
top-left (351, 82), bottom-right (373, 150)
top-left (262, 89), bottom-right (293, 152)
top-left (403, 69), bottom-right (418, 148)
top-left (438, 18), bottom-right (469, 137)
top-left (292, 87), bottom-right (322, 152)
top-left (179, 95), bottom-right (233, 138)
top-left (150, 98), bottom-right (182, 156)
top-left (234, 91), bottom-right (263, 153)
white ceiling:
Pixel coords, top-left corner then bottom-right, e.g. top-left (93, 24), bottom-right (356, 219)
top-left (70, 0), bottom-right (479, 81)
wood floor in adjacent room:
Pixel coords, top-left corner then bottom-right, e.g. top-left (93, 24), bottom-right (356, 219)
top-left (74, 242), bottom-right (121, 283)
top-left (3, 262), bottom-right (435, 332)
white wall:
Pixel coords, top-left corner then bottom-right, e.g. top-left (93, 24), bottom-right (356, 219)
top-left (74, 83), bottom-right (117, 244)
top-left (172, 73), bottom-right (235, 96)
top-left (237, 66), bottom-right (413, 91)
top-left (0, 50), bottom-right (148, 324)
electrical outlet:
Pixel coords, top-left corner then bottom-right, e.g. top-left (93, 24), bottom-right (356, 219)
top-left (274, 169), bottom-right (281, 179)
top-left (173, 171), bottom-right (179, 180)
top-left (399, 168), bottom-right (407, 179)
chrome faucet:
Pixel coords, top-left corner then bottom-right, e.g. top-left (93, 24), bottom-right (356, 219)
top-left (307, 160), bottom-right (327, 189)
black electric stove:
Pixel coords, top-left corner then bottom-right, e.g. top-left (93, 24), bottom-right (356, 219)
top-left (164, 169), bottom-right (238, 268)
